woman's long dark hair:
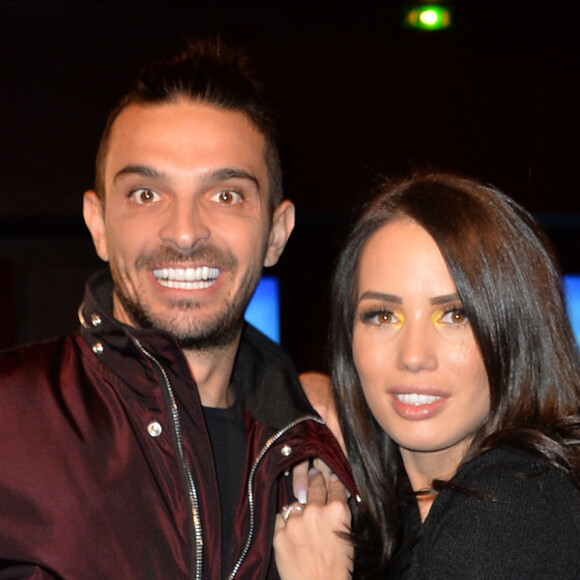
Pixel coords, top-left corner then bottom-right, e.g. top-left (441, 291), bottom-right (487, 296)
top-left (329, 172), bottom-right (580, 576)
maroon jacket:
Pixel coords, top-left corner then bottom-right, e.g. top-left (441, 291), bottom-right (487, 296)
top-left (0, 272), bottom-right (355, 579)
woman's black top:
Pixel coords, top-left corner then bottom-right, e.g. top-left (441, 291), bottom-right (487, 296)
top-left (391, 446), bottom-right (580, 579)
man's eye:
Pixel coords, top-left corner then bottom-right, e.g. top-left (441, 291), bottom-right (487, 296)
top-left (130, 188), bottom-right (161, 204)
top-left (211, 190), bottom-right (243, 204)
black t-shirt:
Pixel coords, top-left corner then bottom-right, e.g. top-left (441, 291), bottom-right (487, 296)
top-left (203, 394), bottom-right (247, 578)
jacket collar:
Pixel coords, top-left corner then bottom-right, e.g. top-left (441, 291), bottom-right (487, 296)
top-left (78, 270), bottom-right (315, 427)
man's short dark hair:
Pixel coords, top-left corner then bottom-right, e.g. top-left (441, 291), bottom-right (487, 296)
top-left (94, 38), bottom-right (283, 212)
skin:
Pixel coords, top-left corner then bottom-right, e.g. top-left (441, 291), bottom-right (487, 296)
top-left (353, 218), bottom-right (490, 513)
top-left (274, 469), bottom-right (352, 580)
top-left (298, 372), bottom-right (344, 452)
top-left (83, 99), bottom-right (295, 408)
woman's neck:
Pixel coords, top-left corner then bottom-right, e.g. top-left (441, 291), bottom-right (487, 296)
top-left (400, 442), bottom-right (470, 521)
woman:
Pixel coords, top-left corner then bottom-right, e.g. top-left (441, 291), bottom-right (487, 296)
top-left (274, 172), bottom-right (580, 579)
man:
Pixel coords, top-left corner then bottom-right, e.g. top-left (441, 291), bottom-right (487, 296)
top-left (0, 41), bottom-right (353, 579)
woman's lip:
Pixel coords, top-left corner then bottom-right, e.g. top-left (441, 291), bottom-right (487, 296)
top-left (389, 388), bottom-right (449, 420)
top-left (388, 385), bottom-right (449, 397)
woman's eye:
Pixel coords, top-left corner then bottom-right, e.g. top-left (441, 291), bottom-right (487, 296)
top-left (211, 190), bottom-right (243, 204)
top-left (361, 310), bottom-right (400, 326)
top-left (439, 308), bottom-right (467, 325)
top-left (376, 312), bottom-right (394, 324)
top-left (130, 188), bottom-right (160, 204)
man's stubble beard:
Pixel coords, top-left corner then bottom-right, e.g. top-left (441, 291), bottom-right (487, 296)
top-left (110, 244), bottom-right (265, 352)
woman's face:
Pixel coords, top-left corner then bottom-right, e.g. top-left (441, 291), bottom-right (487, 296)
top-left (352, 218), bottom-right (489, 477)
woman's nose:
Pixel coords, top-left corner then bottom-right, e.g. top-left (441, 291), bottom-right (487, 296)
top-left (396, 321), bottom-right (438, 373)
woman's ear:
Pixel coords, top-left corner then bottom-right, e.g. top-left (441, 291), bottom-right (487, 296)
top-left (264, 200), bottom-right (295, 267)
top-left (83, 190), bottom-right (109, 262)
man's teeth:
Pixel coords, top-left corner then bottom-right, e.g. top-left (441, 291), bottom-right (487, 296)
top-left (395, 393), bottom-right (441, 406)
top-left (153, 267), bottom-right (219, 289)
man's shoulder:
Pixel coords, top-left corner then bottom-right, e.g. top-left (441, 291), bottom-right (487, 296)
top-left (0, 334), bottom-right (81, 382)
top-left (241, 323), bottom-right (289, 357)
top-left (237, 323), bottom-right (299, 380)
top-left (235, 323), bottom-right (313, 426)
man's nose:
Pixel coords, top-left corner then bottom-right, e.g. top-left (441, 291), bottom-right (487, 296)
top-left (159, 198), bottom-right (210, 251)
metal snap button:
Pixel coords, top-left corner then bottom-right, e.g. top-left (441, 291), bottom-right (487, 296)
top-left (92, 342), bottom-right (104, 355)
top-left (147, 421), bottom-right (163, 437)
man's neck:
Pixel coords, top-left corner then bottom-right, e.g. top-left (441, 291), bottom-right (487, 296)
top-left (182, 341), bottom-right (240, 408)
top-left (109, 292), bottom-right (243, 408)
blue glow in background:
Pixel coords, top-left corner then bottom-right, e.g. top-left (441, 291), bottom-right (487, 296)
top-left (245, 276), bottom-right (280, 343)
top-left (564, 275), bottom-right (580, 349)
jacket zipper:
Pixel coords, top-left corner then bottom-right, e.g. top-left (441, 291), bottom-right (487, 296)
top-left (227, 414), bottom-right (324, 580)
top-left (134, 339), bottom-right (203, 580)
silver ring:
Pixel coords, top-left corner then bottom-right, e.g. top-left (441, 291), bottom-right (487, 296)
top-left (280, 503), bottom-right (304, 523)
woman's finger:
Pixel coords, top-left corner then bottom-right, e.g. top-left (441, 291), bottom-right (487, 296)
top-left (327, 472), bottom-right (348, 503)
top-left (305, 468), bottom-right (328, 506)
top-left (291, 460), bottom-right (309, 504)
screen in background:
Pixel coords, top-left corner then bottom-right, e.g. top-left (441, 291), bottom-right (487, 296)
top-left (564, 274), bottom-right (580, 349)
top-left (244, 276), bottom-right (280, 343)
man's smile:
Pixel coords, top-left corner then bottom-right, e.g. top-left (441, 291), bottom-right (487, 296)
top-left (153, 266), bottom-right (220, 290)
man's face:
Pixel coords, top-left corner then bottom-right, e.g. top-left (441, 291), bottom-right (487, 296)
top-left (84, 99), bottom-right (293, 350)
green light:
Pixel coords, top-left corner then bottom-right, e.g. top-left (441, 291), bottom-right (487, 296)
top-left (404, 5), bottom-right (452, 30)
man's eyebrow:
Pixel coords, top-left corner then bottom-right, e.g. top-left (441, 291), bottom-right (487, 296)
top-left (112, 165), bottom-right (261, 189)
top-left (207, 168), bottom-right (260, 189)
top-left (114, 165), bottom-right (165, 182)
top-left (358, 291), bottom-right (403, 304)
top-left (430, 293), bottom-right (460, 306)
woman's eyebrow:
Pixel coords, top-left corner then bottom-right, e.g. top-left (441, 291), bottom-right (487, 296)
top-left (430, 293), bottom-right (460, 306)
top-left (358, 291), bottom-right (402, 304)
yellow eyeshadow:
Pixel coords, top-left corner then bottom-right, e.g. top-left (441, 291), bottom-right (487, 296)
top-left (392, 309), bottom-right (405, 327)
top-left (430, 309), bottom-right (444, 327)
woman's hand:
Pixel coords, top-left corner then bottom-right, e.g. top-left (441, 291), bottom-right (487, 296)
top-left (274, 468), bottom-right (353, 580)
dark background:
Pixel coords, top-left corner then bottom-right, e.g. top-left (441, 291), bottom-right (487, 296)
top-left (1, 0), bottom-right (579, 371)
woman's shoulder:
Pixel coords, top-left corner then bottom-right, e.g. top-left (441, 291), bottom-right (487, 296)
top-left (440, 445), bottom-right (580, 527)
top-left (410, 446), bottom-right (580, 579)
top-left (452, 445), bottom-right (579, 501)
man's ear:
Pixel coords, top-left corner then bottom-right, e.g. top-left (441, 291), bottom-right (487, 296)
top-left (83, 190), bottom-right (109, 262)
top-left (264, 200), bottom-right (295, 267)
